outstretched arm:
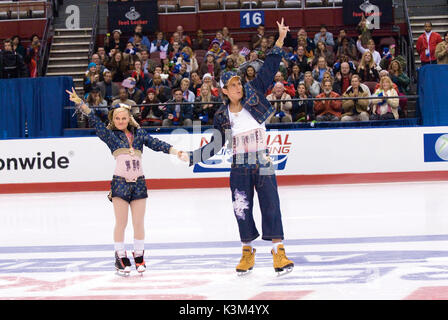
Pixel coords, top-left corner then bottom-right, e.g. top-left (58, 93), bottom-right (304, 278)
top-left (249, 18), bottom-right (290, 95)
top-left (66, 87), bottom-right (113, 144)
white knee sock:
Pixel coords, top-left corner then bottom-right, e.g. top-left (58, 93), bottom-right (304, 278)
top-left (114, 242), bottom-right (126, 257)
top-left (134, 239), bottom-right (145, 256)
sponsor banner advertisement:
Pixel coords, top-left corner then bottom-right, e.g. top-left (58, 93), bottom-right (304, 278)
top-left (1, 127), bottom-right (448, 190)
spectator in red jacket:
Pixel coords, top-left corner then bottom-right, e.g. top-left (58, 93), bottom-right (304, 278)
top-left (266, 71), bottom-right (296, 97)
top-left (416, 21), bottom-right (443, 65)
top-left (314, 79), bottom-right (342, 121)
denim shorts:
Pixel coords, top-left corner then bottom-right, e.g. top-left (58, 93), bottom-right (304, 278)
top-left (109, 175), bottom-right (148, 203)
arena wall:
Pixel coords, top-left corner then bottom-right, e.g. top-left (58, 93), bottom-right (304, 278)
top-left (1, 126), bottom-right (448, 193)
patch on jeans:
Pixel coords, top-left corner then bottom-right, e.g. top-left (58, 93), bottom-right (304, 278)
top-left (233, 189), bottom-right (249, 220)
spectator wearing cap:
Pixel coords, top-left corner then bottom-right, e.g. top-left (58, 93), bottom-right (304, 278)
top-left (207, 39), bottom-right (228, 70)
top-left (105, 29), bottom-right (126, 55)
top-left (199, 53), bottom-right (221, 82)
top-left (435, 31), bottom-right (448, 64)
top-left (86, 86), bottom-right (109, 125)
top-left (162, 87), bottom-right (193, 127)
top-left (97, 70), bottom-right (120, 105)
top-left (198, 73), bottom-right (220, 97)
top-left (83, 62), bottom-right (100, 97)
top-left (122, 77), bottom-right (144, 105)
top-left (112, 87), bottom-right (138, 118)
top-left (266, 82), bottom-right (293, 123)
top-left (141, 88), bottom-right (163, 126)
top-left (210, 30), bottom-right (232, 55)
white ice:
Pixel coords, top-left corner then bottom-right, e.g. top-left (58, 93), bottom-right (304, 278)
top-left (1, 181), bottom-right (448, 300)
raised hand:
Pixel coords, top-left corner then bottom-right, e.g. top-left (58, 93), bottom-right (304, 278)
top-left (276, 18), bottom-right (290, 42)
top-left (65, 87), bottom-right (83, 105)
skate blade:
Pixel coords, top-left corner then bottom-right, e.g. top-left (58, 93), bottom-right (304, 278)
top-left (236, 268), bottom-right (253, 277)
top-left (115, 268), bottom-right (131, 277)
top-left (275, 266), bottom-right (294, 277)
top-left (137, 266), bottom-right (146, 274)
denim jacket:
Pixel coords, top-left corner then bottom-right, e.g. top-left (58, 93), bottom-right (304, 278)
top-left (88, 113), bottom-right (172, 155)
top-left (189, 46), bottom-right (287, 166)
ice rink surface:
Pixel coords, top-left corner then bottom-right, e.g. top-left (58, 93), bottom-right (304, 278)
top-left (1, 181), bottom-right (448, 300)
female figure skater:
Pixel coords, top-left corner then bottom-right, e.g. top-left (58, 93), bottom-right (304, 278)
top-left (188, 18), bottom-right (294, 275)
top-left (66, 89), bottom-right (189, 275)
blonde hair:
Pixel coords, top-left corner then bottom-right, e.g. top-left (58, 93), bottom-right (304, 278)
top-left (379, 76), bottom-right (394, 90)
top-left (107, 104), bottom-right (140, 130)
top-left (200, 83), bottom-right (212, 102)
top-left (358, 51), bottom-right (376, 71)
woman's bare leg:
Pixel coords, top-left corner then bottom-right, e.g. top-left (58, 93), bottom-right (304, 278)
top-left (112, 197), bottom-right (130, 243)
top-left (130, 198), bottom-right (147, 242)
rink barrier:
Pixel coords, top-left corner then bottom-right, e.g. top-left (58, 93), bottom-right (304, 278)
top-left (2, 125), bottom-right (448, 194)
top-left (2, 171), bottom-right (448, 194)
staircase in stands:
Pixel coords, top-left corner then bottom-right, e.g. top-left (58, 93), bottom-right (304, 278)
top-left (45, 28), bottom-right (92, 96)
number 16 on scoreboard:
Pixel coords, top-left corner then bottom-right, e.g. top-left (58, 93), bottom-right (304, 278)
top-left (240, 11), bottom-right (265, 28)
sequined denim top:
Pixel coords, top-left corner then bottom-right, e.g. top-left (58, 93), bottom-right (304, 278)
top-left (87, 113), bottom-right (172, 155)
top-left (189, 46), bottom-right (287, 166)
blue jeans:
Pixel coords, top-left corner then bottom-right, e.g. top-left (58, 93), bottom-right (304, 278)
top-left (229, 151), bottom-right (284, 242)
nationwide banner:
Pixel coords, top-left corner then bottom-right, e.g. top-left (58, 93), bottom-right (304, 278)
top-left (342, 0), bottom-right (393, 26)
top-left (108, 0), bottom-right (158, 34)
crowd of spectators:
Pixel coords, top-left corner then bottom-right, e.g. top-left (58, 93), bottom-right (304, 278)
top-left (82, 16), bottom-right (428, 128)
top-left (0, 35), bottom-right (41, 79)
top-left (4, 15), bottom-right (447, 128)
